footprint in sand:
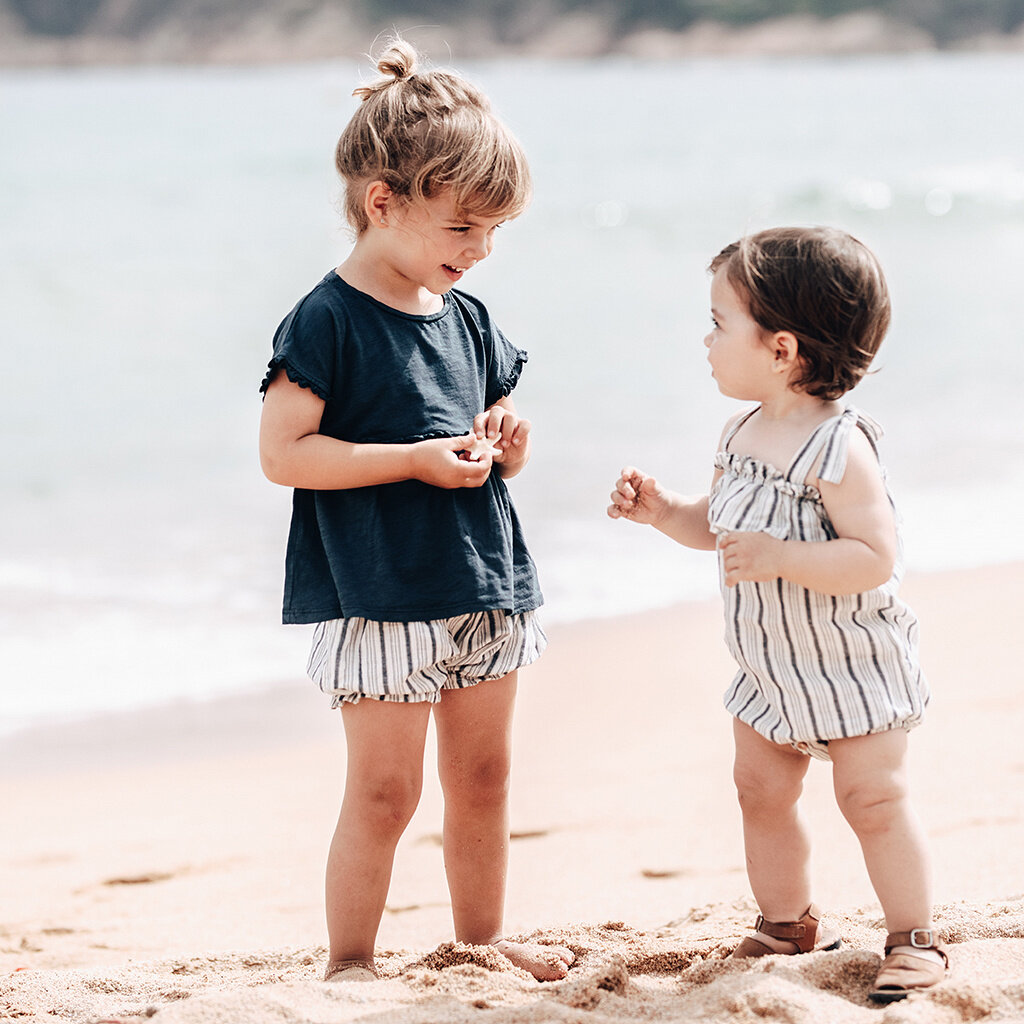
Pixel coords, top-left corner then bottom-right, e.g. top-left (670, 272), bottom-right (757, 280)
top-left (101, 871), bottom-right (176, 886)
top-left (384, 901), bottom-right (450, 914)
top-left (417, 828), bottom-right (551, 846)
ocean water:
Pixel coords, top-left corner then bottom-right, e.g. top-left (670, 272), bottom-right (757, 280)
top-left (3, 53), bottom-right (1024, 734)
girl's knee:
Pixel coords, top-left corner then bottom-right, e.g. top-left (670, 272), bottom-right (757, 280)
top-left (440, 754), bottom-right (511, 810)
top-left (346, 772), bottom-right (422, 834)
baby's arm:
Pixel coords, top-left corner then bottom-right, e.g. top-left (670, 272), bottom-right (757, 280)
top-left (718, 428), bottom-right (897, 594)
top-left (471, 396), bottom-right (531, 479)
top-left (607, 468), bottom-right (717, 551)
top-left (259, 374), bottom-right (492, 490)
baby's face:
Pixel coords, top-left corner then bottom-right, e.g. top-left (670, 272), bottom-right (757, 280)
top-left (704, 271), bottom-right (776, 401)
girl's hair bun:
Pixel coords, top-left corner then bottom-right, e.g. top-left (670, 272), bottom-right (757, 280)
top-left (352, 37), bottom-right (417, 100)
top-left (376, 39), bottom-right (417, 81)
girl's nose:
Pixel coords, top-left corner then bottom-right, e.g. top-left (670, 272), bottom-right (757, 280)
top-left (703, 331), bottom-right (713, 348)
top-left (465, 232), bottom-right (492, 261)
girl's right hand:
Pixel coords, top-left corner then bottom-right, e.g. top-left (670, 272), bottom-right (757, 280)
top-left (410, 435), bottom-right (493, 489)
top-left (607, 467), bottom-right (668, 526)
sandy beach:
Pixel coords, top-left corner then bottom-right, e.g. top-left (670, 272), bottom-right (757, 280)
top-left (3, 562), bottom-right (1024, 1022)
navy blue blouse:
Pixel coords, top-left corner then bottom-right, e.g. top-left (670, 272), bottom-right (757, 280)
top-left (261, 272), bottom-right (543, 624)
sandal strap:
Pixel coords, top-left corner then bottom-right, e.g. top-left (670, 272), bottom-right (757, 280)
top-left (884, 930), bottom-right (948, 962)
top-left (753, 904), bottom-right (822, 948)
top-left (756, 915), bottom-right (810, 940)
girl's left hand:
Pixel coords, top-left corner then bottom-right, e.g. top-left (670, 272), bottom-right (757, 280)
top-left (718, 530), bottom-right (785, 587)
top-left (470, 404), bottom-right (531, 464)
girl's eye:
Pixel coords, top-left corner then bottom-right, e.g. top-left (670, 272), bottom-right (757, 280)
top-left (449, 226), bottom-right (471, 234)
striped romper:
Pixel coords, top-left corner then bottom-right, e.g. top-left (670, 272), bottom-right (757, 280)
top-left (708, 406), bottom-right (929, 760)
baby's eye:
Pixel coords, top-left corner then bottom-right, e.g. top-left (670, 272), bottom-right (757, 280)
top-left (449, 226), bottom-right (471, 234)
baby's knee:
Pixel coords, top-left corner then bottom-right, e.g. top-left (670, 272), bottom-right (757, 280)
top-left (835, 777), bottom-right (907, 834)
top-left (733, 764), bottom-right (802, 817)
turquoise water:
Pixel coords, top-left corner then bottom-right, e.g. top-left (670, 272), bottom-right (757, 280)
top-left (3, 54), bottom-right (1024, 730)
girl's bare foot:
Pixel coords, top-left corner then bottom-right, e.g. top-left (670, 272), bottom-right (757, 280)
top-left (493, 939), bottom-right (575, 981)
top-left (324, 958), bottom-right (377, 982)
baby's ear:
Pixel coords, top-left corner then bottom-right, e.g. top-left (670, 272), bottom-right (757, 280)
top-left (771, 331), bottom-right (800, 370)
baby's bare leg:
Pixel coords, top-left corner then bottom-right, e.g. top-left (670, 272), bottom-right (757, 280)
top-left (433, 673), bottom-right (573, 981)
top-left (830, 730), bottom-right (942, 966)
top-left (732, 719), bottom-right (815, 950)
top-left (325, 700), bottom-right (432, 971)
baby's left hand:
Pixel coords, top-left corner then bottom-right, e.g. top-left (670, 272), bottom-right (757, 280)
top-left (468, 404), bottom-right (531, 464)
top-left (718, 531), bottom-right (785, 587)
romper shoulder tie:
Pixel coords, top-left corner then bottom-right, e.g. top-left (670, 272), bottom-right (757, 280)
top-left (786, 407), bottom-right (884, 486)
top-left (721, 406), bottom-right (760, 451)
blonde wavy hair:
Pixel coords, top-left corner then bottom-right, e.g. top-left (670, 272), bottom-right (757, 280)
top-left (335, 38), bottom-right (532, 233)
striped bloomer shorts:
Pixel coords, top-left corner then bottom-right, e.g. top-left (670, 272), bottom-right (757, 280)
top-left (306, 609), bottom-right (547, 706)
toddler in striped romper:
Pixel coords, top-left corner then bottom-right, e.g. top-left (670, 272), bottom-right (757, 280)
top-left (609, 227), bottom-right (946, 1002)
top-left (259, 39), bottom-right (572, 983)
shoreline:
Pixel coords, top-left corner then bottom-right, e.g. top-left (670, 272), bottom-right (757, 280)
top-left (2, 558), bottom-right (1021, 758)
top-left (2, 12), bottom-right (1024, 69)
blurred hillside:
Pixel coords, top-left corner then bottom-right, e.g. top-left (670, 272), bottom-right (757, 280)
top-left (1, 0), bottom-right (1024, 64)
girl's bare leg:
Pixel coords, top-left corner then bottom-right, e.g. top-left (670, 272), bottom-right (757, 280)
top-left (325, 699), bottom-right (432, 971)
top-left (433, 672), bottom-right (573, 981)
top-left (733, 718), bottom-right (815, 950)
top-left (830, 730), bottom-right (942, 965)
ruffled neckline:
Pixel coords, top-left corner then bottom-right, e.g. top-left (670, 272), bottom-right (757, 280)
top-left (714, 450), bottom-right (822, 502)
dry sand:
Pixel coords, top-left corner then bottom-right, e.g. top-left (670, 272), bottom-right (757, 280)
top-left (3, 563), bottom-right (1024, 1022)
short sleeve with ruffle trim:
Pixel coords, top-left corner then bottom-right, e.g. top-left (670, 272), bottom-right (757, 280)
top-left (487, 338), bottom-right (526, 407)
top-left (259, 289), bottom-right (338, 401)
top-left (446, 289), bottom-right (527, 410)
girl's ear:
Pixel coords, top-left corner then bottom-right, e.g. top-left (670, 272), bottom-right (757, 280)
top-left (771, 331), bottom-right (800, 374)
top-left (364, 181), bottom-right (392, 228)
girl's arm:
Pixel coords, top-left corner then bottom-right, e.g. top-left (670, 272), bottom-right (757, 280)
top-left (718, 427), bottom-right (897, 594)
top-left (607, 467), bottom-right (718, 551)
top-left (259, 374), bottom-right (493, 490)
top-left (472, 396), bottom-right (531, 479)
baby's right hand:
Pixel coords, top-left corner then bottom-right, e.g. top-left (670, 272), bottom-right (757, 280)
top-left (607, 467), bottom-right (666, 526)
top-left (410, 435), bottom-right (493, 489)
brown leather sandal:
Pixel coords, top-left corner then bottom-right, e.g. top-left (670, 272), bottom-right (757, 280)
top-left (868, 929), bottom-right (948, 1003)
top-left (731, 903), bottom-right (841, 959)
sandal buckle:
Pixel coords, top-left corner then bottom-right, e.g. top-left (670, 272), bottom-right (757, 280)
top-left (908, 928), bottom-right (934, 948)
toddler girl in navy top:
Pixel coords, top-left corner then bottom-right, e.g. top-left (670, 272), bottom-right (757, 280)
top-left (259, 38), bottom-right (571, 982)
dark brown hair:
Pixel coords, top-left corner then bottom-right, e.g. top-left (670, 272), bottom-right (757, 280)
top-left (709, 227), bottom-right (891, 400)
top-left (335, 38), bottom-right (531, 233)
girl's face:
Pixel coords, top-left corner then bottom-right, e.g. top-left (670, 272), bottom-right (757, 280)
top-left (704, 270), bottom-right (777, 401)
top-left (381, 190), bottom-right (504, 299)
